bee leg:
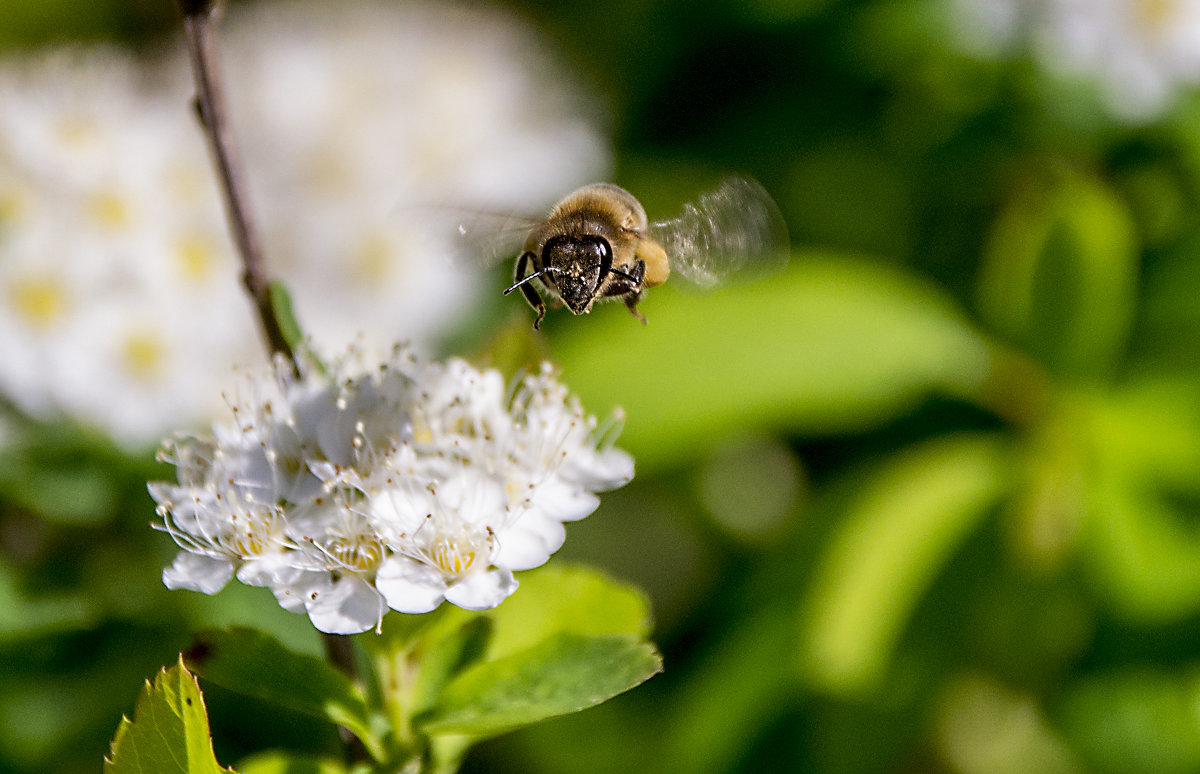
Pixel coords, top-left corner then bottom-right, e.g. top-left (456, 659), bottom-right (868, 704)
top-left (601, 259), bottom-right (646, 297)
top-left (600, 259), bottom-right (647, 324)
top-left (624, 291), bottom-right (647, 324)
top-left (514, 251), bottom-right (547, 329)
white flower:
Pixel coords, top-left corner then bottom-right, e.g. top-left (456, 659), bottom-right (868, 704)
top-left (151, 345), bottom-right (632, 634)
top-left (0, 1), bottom-right (609, 446)
top-left (0, 47), bottom-right (261, 446)
top-left (947, 0), bottom-right (1200, 121)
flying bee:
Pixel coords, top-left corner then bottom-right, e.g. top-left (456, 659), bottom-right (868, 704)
top-left (452, 176), bottom-right (787, 329)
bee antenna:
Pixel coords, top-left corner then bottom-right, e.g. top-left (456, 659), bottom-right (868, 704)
top-left (607, 266), bottom-right (638, 282)
top-left (504, 269), bottom-right (548, 295)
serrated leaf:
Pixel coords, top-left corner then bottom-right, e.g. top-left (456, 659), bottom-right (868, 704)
top-left (415, 633), bottom-right (662, 737)
top-left (799, 434), bottom-right (1011, 694)
top-left (105, 656), bottom-right (236, 774)
top-left (553, 254), bottom-right (993, 471)
top-left (184, 629), bottom-right (382, 760)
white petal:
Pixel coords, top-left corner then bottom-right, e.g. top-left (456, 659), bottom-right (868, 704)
top-left (493, 515), bottom-right (564, 570)
top-left (305, 575), bottom-right (385, 634)
top-left (444, 568), bottom-right (518, 610)
top-left (162, 552), bottom-right (234, 594)
top-left (236, 553), bottom-right (304, 588)
top-left (376, 557), bottom-right (447, 613)
top-left (574, 448), bottom-right (635, 490)
top-left (530, 478), bottom-right (600, 522)
top-left (270, 570), bottom-right (328, 613)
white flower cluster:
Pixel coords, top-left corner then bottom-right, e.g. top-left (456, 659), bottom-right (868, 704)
top-left (948, 0), bottom-right (1200, 122)
top-left (0, 0), bottom-right (607, 447)
top-left (0, 48), bottom-right (257, 445)
top-left (150, 346), bottom-right (633, 634)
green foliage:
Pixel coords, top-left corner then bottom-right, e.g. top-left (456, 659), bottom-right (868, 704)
top-left (415, 633), bottom-right (661, 736)
top-left (555, 254), bottom-right (994, 471)
top-left (799, 433), bottom-right (1012, 694)
top-left (365, 566), bottom-right (660, 770)
top-left (8, 0), bottom-right (1200, 771)
top-left (1057, 666), bottom-right (1200, 774)
top-left (182, 629), bottom-right (384, 761)
top-left (269, 281), bottom-right (308, 358)
top-left (977, 171), bottom-right (1139, 380)
top-left (105, 658), bottom-right (236, 774)
top-left (103, 567), bottom-right (659, 773)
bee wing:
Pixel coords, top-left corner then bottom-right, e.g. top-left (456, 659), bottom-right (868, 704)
top-left (647, 176), bottom-right (789, 287)
top-left (398, 205), bottom-right (541, 269)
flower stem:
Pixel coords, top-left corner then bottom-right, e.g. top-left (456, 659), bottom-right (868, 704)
top-left (177, 0), bottom-right (296, 369)
top-left (322, 632), bottom-right (373, 763)
top-left (176, 0), bottom-right (367, 764)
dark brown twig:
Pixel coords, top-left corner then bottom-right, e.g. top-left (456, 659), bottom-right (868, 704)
top-left (176, 0), bottom-right (366, 762)
top-left (177, 0), bottom-right (296, 368)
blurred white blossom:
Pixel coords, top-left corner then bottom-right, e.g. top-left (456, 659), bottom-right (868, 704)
top-left (948, 0), bottom-right (1200, 121)
top-left (215, 0), bottom-right (609, 352)
top-left (0, 1), bottom-right (608, 446)
top-left (0, 48), bottom-right (255, 445)
top-left (150, 344), bottom-right (633, 634)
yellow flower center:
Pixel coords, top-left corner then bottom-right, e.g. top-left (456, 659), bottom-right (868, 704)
top-left (352, 232), bottom-right (394, 285)
top-left (328, 532), bottom-right (384, 572)
top-left (432, 536), bottom-right (477, 577)
top-left (231, 517), bottom-right (271, 557)
top-left (0, 187), bottom-right (26, 225)
top-left (1137, 0), bottom-right (1176, 31)
top-left (175, 235), bottom-right (217, 283)
top-left (56, 116), bottom-right (96, 149)
top-left (8, 275), bottom-right (67, 329)
top-left (121, 331), bottom-right (166, 383)
top-left (88, 191), bottom-right (130, 230)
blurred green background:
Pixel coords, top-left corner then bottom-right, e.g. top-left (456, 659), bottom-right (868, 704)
top-left (4, 0), bottom-right (1200, 772)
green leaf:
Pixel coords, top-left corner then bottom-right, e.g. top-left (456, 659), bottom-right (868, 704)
top-left (658, 605), bottom-right (799, 774)
top-left (799, 434), bottom-right (1012, 694)
top-left (0, 417), bottom-right (133, 524)
top-left (1083, 479), bottom-right (1200, 623)
top-left (479, 564), bottom-right (655, 660)
top-left (1079, 379), bottom-right (1200, 622)
top-left (409, 616), bottom-right (494, 717)
top-left (415, 633), bottom-right (662, 737)
top-left (552, 254), bottom-right (993, 472)
top-left (1056, 666), bottom-right (1200, 774)
top-left (236, 751), bottom-right (353, 774)
top-left (0, 559), bottom-right (94, 640)
top-left (976, 172), bottom-right (1138, 380)
top-left (105, 656), bottom-right (236, 774)
top-left (268, 281), bottom-right (306, 353)
top-left (184, 628), bottom-right (382, 760)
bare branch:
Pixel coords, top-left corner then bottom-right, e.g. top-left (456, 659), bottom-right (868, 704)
top-left (177, 0), bottom-right (297, 369)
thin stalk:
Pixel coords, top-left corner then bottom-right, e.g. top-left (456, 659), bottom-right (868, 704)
top-left (176, 0), bottom-right (366, 764)
top-left (177, 0), bottom-right (296, 369)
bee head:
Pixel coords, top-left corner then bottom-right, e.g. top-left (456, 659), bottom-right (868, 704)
top-left (541, 234), bottom-right (613, 314)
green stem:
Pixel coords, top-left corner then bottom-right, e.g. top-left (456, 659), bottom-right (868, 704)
top-left (373, 644), bottom-right (418, 753)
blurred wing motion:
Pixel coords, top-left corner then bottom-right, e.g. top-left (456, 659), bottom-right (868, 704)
top-left (647, 176), bottom-right (789, 286)
top-left (401, 205), bottom-right (539, 268)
